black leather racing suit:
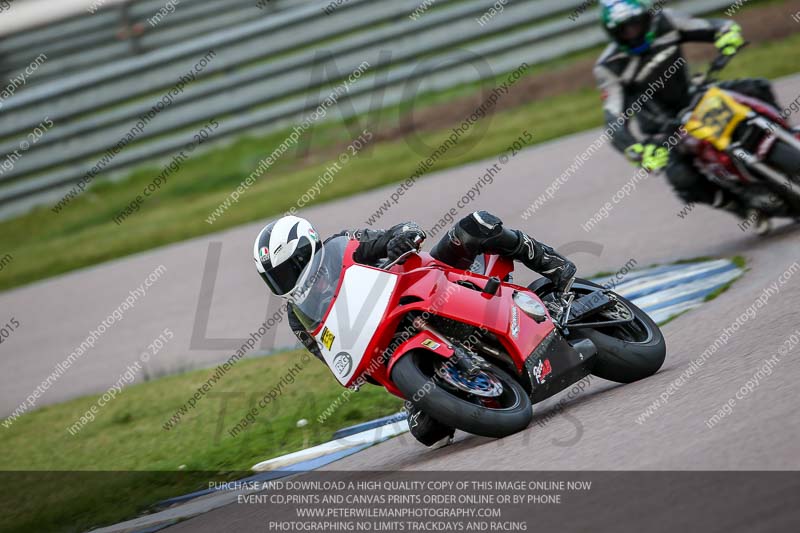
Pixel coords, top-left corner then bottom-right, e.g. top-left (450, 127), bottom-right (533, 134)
top-left (594, 9), bottom-right (779, 212)
top-left (287, 212), bottom-right (576, 362)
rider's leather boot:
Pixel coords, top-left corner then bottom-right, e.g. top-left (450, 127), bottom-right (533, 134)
top-left (406, 403), bottom-right (455, 448)
top-left (713, 189), bottom-right (747, 214)
top-left (746, 209), bottom-right (772, 236)
top-left (714, 190), bottom-right (772, 235)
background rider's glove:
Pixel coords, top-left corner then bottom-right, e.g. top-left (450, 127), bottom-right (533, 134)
top-left (624, 143), bottom-right (645, 165)
top-left (715, 24), bottom-right (744, 56)
top-left (625, 143), bottom-right (669, 171)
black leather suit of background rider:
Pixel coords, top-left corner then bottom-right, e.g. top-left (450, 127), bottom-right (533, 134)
top-left (594, 9), bottom-right (779, 214)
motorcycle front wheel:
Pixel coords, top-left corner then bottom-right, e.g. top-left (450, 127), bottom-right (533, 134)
top-left (766, 140), bottom-right (800, 182)
top-left (531, 278), bottom-right (666, 384)
top-left (392, 350), bottom-right (532, 439)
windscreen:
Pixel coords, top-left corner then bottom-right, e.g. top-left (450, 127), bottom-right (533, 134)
top-left (291, 236), bottom-right (348, 331)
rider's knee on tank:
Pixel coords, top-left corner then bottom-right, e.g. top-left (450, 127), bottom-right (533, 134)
top-left (665, 160), bottom-right (718, 205)
top-left (431, 211), bottom-right (513, 269)
top-left (455, 212), bottom-right (521, 254)
top-left (665, 157), bottom-right (701, 188)
top-left (457, 211), bottom-right (503, 238)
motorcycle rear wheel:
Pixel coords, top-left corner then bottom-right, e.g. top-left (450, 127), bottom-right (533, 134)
top-left (392, 350), bottom-right (532, 439)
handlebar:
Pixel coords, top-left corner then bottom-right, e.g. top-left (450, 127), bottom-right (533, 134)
top-left (698, 43), bottom-right (748, 86)
top-left (378, 249), bottom-right (419, 270)
top-left (657, 44), bottom-right (749, 142)
top-left (378, 234), bottom-right (425, 270)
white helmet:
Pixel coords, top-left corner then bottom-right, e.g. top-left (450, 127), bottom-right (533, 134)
top-left (253, 216), bottom-right (322, 299)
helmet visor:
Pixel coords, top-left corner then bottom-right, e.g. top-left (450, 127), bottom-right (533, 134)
top-left (610, 15), bottom-right (650, 48)
top-left (262, 240), bottom-right (313, 296)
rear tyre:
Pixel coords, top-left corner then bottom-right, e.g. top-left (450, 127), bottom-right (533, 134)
top-left (531, 278), bottom-right (666, 384)
top-left (392, 350), bottom-right (532, 439)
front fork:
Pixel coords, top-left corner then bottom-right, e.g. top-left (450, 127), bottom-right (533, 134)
top-left (728, 114), bottom-right (800, 208)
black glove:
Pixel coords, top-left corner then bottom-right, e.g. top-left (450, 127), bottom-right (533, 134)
top-left (386, 223), bottom-right (426, 263)
top-left (387, 236), bottom-right (419, 263)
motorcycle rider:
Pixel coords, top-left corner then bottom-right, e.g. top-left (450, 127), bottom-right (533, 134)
top-left (253, 211), bottom-right (577, 446)
top-left (594, 0), bottom-right (780, 234)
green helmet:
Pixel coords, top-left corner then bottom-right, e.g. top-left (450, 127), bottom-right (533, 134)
top-left (601, 0), bottom-right (655, 54)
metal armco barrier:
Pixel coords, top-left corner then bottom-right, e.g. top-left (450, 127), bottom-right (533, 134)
top-left (0, 0), bottom-right (739, 213)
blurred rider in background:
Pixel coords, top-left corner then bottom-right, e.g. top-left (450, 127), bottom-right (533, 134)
top-left (594, 0), bottom-right (780, 234)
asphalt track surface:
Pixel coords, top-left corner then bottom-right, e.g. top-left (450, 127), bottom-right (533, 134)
top-left (2, 73), bottom-right (800, 487)
top-left (162, 76), bottom-right (800, 533)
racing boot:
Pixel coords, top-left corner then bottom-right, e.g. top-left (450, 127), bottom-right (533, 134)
top-left (405, 403), bottom-right (455, 448)
top-left (746, 209), bottom-right (772, 236)
top-left (504, 231), bottom-right (578, 292)
top-left (712, 189), bottom-right (746, 215)
top-left (714, 190), bottom-right (772, 235)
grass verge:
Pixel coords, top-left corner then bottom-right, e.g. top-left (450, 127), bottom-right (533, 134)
top-left (0, 350), bottom-right (402, 532)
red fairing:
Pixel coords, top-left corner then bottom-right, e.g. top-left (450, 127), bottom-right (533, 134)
top-left (687, 90), bottom-right (792, 185)
top-left (326, 243), bottom-right (554, 394)
top-left (380, 253), bottom-right (554, 370)
top-left (728, 91), bottom-right (786, 124)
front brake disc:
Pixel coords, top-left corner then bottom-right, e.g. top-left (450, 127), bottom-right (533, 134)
top-left (436, 364), bottom-right (504, 398)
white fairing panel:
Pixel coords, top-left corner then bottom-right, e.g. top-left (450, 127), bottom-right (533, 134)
top-left (314, 265), bottom-right (397, 385)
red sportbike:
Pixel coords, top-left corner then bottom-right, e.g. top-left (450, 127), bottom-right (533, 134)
top-left (668, 48), bottom-right (800, 218)
top-left (296, 236), bottom-right (665, 439)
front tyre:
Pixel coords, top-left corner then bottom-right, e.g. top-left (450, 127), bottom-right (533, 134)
top-left (767, 140), bottom-right (800, 182)
top-left (579, 291), bottom-right (666, 383)
top-left (392, 350), bottom-right (532, 439)
top-left (531, 278), bottom-right (666, 384)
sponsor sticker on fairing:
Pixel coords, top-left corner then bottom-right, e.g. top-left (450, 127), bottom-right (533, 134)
top-left (510, 306), bottom-right (520, 339)
top-left (332, 352), bottom-right (353, 377)
top-left (533, 358), bottom-right (552, 384)
top-left (422, 338), bottom-right (441, 350)
top-left (321, 327), bottom-right (335, 351)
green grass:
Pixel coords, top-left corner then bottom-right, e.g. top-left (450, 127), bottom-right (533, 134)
top-left (670, 254), bottom-right (746, 269)
top-left (1, 32), bottom-right (799, 292)
top-left (703, 256), bottom-right (747, 303)
top-left (658, 309), bottom-right (692, 327)
top-left (704, 271), bottom-right (746, 302)
top-left (731, 255), bottom-right (748, 270)
top-left (0, 350), bottom-right (402, 532)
